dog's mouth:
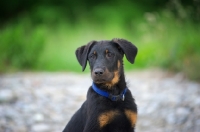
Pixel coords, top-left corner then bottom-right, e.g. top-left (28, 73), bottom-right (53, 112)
top-left (92, 73), bottom-right (114, 84)
top-left (93, 79), bottom-right (107, 84)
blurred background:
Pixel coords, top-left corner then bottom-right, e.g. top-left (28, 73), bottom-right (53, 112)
top-left (1, 1), bottom-right (200, 132)
top-left (0, 0), bottom-right (200, 81)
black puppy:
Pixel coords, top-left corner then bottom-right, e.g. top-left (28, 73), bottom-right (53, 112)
top-left (63, 38), bottom-right (138, 132)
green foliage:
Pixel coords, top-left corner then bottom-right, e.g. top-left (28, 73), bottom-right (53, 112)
top-left (0, 19), bottom-right (46, 71)
top-left (0, 2), bottom-right (200, 81)
top-left (125, 10), bottom-right (200, 81)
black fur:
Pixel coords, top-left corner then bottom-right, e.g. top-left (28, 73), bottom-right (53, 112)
top-left (63, 38), bottom-right (138, 132)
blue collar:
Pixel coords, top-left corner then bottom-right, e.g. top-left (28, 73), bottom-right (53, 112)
top-left (92, 83), bottom-right (127, 101)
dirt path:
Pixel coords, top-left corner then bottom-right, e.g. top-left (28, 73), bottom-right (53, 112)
top-left (0, 69), bottom-right (200, 132)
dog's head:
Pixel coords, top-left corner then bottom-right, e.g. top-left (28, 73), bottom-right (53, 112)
top-left (75, 38), bottom-right (137, 87)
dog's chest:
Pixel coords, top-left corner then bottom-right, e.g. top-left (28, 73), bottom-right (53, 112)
top-left (98, 109), bottom-right (137, 129)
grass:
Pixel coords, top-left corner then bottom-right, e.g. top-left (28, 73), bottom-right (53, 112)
top-left (0, 6), bottom-right (200, 81)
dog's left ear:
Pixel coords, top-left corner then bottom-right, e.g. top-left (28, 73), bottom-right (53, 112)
top-left (112, 38), bottom-right (138, 64)
top-left (75, 41), bottom-right (96, 71)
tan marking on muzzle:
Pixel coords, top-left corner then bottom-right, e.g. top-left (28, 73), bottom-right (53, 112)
top-left (104, 60), bottom-right (121, 88)
top-left (118, 60), bottom-right (120, 69)
top-left (104, 71), bottom-right (119, 88)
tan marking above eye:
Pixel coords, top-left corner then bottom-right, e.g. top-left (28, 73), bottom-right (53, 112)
top-left (125, 109), bottom-right (137, 127)
top-left (93, 51), bottom-right (96, 54)
top-left (106, 49), bottom-right (109, 54)
top-left (98, 110), bottom-right (119, 128)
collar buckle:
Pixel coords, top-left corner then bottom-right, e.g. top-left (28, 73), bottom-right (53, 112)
top-left (108, 94), bottom-right (125, 101)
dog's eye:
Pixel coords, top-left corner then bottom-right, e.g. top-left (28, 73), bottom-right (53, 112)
top-left (106, 52), bottom-right (114, 58)
top-left (89, 54), bottom-right (96, 59)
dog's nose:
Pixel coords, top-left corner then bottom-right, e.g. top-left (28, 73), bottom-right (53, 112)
top-left (94, 68), bottom-right (104, 76)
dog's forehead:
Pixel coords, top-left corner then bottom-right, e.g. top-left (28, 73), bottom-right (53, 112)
top-left (90, 41), bottom-right (117, 52)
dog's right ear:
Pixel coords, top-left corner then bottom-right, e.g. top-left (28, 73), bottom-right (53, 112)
top-left (75, 41), bottom-right (96, 71)
top-left (112, 38), bottom-right (138, 64)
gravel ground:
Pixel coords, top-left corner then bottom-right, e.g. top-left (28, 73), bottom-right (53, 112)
top-left (0, 69), bottom-right (200, 132)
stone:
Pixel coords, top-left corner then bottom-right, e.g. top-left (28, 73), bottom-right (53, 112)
top-left (0, 71), bottom-right (200, 132)
top-left (0, 89), bottom-right (17, 103)
top-left (31, 123), bottom-right (50, 132)
top-left (33, 113), bottom-right (44, 122)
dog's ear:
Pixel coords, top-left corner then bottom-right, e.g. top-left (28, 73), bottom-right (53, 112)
top-left (112, 38), bottom-right (138, 64)
top-left (75, 41), bottom-right (96, 71)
